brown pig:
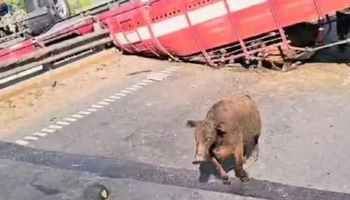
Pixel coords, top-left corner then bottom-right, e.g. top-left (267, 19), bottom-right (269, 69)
top-left (186, 95), bottom-right (261, 183)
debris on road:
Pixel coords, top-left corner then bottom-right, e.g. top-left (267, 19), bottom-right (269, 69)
top-left (83, 183), bottom-right (110, 200)
top-left (146, 72), bottom-right (170, 82)
top-left (127, 70), bottom-right (152, 76)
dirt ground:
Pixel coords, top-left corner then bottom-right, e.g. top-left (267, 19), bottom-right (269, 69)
top-left (1, 49), bottom-right (350, 138)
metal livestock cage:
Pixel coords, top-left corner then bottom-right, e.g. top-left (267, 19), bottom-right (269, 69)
top-left (98, 0), bottom-right (350, 70)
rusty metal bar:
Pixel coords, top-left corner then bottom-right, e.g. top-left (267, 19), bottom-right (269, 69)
top-left (266, 0), bottom-right (289, 48)
top-left (141, 2), bottom-right (179, 61)
top-left (182, 0), bottom-right (215, 66)
top-left (222, 0), bottom-right (250, 59)
top-left (105, 17), bottom-right (133, 53)
top-left (117, 18), bottom-right (142, 52)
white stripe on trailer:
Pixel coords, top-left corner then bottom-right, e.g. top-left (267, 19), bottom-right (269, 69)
top-left (151, 15), bottom-right (189, 37)
top-left (125, 31), bottom-right (141, 43)
top-left (227, 0), bottom-right (267, 12)
top-left (112, 1), bottom-right (268, 45)
top-left (137, 26), bottom-right (152, 40)
top-left (188, 2), bottom-right (227, 25)
top-left (115, 32), bottom-right (128, 45)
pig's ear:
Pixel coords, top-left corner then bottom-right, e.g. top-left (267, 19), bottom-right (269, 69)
top-left (216, 122), bottom-right (227, 133)
top-left (186, 120), bottom-right (200, 128)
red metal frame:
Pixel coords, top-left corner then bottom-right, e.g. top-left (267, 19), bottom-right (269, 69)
top-left (182, 0), bottom-right (215, 66)
top-left (99, 0), bottom-right (350, 66)
top-left (0, 18), bottom-right (95, 64)
top-left (222, 0), bottom-right (250, 59)
top-left (140, 3), bottom-right (176, 59)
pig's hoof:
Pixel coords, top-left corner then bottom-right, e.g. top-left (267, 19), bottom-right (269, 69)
top-left (239, 176), bottom-right (250, 183)
top-left (222, 176), bottom-right (231, 185)
top-left (236, 170), bottom-right (249, 183)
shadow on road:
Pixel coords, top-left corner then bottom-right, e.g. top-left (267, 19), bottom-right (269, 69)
top-left (310, 46), bottom-right (350, 65)
top-left (0, 141), bottom-right (349, 200)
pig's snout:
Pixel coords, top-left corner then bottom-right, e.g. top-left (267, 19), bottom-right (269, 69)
top-left (193, 144), bottom-right (208, 164)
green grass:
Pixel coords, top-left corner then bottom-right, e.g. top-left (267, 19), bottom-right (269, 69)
top-left (2, 0), bottom-right (97, 13)
top-left (68, 0), bottom-right (95, 13)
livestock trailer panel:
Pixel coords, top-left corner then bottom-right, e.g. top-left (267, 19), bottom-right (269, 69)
top-left (99, 0), bottom-right (350, 69)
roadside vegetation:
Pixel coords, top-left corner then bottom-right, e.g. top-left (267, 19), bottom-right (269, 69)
top-left (2, 0), bottom-right (96, 13)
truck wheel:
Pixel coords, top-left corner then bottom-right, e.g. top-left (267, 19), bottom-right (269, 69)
top-left (53, 0), bottom-right (71, 19)
top-left (24, 0), bottom-right (70, 36)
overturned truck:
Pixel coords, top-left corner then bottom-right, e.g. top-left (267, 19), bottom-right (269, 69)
top-left (97, 0), bottom-right (350, 71)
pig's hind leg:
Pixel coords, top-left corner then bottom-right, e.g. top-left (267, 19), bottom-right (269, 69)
top-left (233, 143), bottom-right (249, 182)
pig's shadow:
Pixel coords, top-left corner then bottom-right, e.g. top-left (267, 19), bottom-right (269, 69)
top-left (198, 159), bottom-right (235, 183)
top-left (198, 145), bottom-right (256, 183)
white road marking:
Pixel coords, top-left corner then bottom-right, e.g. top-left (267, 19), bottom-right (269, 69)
top-left (98, 101), bottom-right (110, 106)
top-left (24, 136), bottom-right (39, 141)
top-left (137, 82), bottom-right (149, 86)
top-left (110, 95), bottom-right (121, 99)
top-left (41, 128), bottom-right (57, 133)
top-left (49, 125), bottom-right (63, 129)
top-left (104, 98), bottom-right (116, 102)
top-left (56, 121), bottom-right (70, 126)
top-left (78, 111), bottom-right (91, 115)
top-left (34, 132), bottom-right (48, 137)
top-left (92, 104), bottom-right (104, 108)
top-left (15, 140), bottom-right (29, 146)
top-left (63, 117), bottom-right (77, 122)
top-left (126, 87), bottom-right (139, 91)
top-left (131, 84), bottom-right (142, 89)
top-left (143, 79), bottom-right (154, 83)
top-left (72, 114), bottom-right (84, 119)
top-left (120, 90), bottom-right (133, 94)
top-left (13, 67), bottom-right (180, 145)
top-left (115, 93), bottom-right (127, 96)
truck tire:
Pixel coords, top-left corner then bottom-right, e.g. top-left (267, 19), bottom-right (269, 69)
top-left (53, 0), bottom-right (71, 19)
top-left (24, 0), bottom-right (70, 36)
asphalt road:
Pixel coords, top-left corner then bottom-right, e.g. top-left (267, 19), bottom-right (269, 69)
top-left (1, 55), bottom-right (350, 200)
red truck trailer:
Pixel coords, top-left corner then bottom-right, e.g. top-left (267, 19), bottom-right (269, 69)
top-left (97, 0), bottom-right (350, 71)
top-left (0, 1), bottom-right (131, 86)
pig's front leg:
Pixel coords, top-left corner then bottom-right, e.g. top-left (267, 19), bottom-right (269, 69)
top-left (233, 143), bottom-right (249, 182)
top-left (210, 156), bottom-right (230, 184)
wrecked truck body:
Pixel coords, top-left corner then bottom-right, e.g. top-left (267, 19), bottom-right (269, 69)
top-left (98, 0), bottom-right (350, 70)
